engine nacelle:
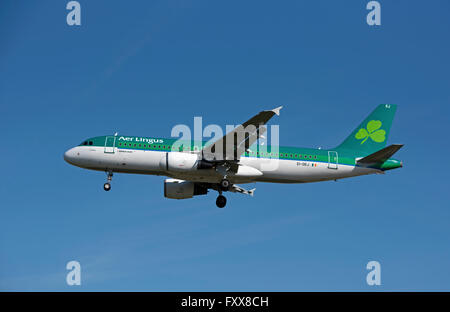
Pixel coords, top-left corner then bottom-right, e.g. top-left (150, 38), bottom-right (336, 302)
top-left (164, 179), bottom-right (208, 199)
top-left (159, 152), bottom-right (214, 172)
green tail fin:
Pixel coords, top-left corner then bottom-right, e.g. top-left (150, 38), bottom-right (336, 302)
top-left (335, 104), bottom-right (397, 155)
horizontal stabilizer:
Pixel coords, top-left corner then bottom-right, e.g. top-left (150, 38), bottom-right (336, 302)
top-left (357, 144), bottom-right (404, 164)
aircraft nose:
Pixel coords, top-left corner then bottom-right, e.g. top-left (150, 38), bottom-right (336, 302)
top-left (64, 148), bottom-right (77, 165)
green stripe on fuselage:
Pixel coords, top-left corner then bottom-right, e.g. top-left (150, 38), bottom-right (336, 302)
top-left (81, 135), bottom-right (358, 166)
top-left (80, 135), bottom-right (400, 170)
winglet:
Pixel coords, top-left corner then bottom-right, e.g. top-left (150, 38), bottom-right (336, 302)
top-left (271, 106), bottom-right (283, 116)
top-left (248, 188), bottom-right (256, 197)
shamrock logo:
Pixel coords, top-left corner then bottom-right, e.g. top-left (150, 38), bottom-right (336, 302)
top-left (355, 120), bottom-right (386, 144)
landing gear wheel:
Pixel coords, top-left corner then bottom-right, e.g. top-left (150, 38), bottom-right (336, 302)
top-left (216, 195), bottom-right (227, 208)
top-left (103, 182), bottom-right (111, 191)
top-left (220, 179), bottom-right (230, 191)
top-left (104, 170), bottom-right (113, 191)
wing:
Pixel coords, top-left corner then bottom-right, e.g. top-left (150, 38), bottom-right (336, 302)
top-left (201, 106), bottom-right (282, 162)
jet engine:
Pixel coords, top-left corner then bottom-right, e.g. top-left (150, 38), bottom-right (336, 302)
top-left (164, 179), bottom-right (208, 199)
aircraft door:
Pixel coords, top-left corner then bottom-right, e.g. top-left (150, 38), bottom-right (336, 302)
top-left (328, 151), bottom-right (338, 169)
top-left (104, 136), bottom-right (116, 153)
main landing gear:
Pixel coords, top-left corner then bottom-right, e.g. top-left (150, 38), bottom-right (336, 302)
top-left (104, 170), bottom-right (113, 191)
top-left (216, 194), bottom-right (227, 208)
top-left (215, 178), bottom-right (230, 208)
top-left (220, 178), bottom-right (230, 191)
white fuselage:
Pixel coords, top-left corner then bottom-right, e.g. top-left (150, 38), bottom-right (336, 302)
top-left (64, 146), bottom-right (380, 184)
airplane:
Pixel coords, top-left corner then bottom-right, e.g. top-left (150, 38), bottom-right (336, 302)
top-left (64, 104), bottom-right (403, 208)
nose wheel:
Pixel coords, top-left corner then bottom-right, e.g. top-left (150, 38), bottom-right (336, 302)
top-left (216, 195), bottom-right (227, 208)
top-left (104, 170), bottom-right (113, 191)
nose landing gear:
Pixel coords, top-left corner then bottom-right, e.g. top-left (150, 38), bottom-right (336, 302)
top-left (104, 170), bottom-right (113, 191)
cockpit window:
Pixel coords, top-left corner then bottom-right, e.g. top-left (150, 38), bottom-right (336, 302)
top-left (89, 141), bottom-right (93, 145)
top-left (82, 141), bottom-right (88, 145)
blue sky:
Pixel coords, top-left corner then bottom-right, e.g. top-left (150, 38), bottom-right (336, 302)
top-left (1, 0), bottom-right (449, 291)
